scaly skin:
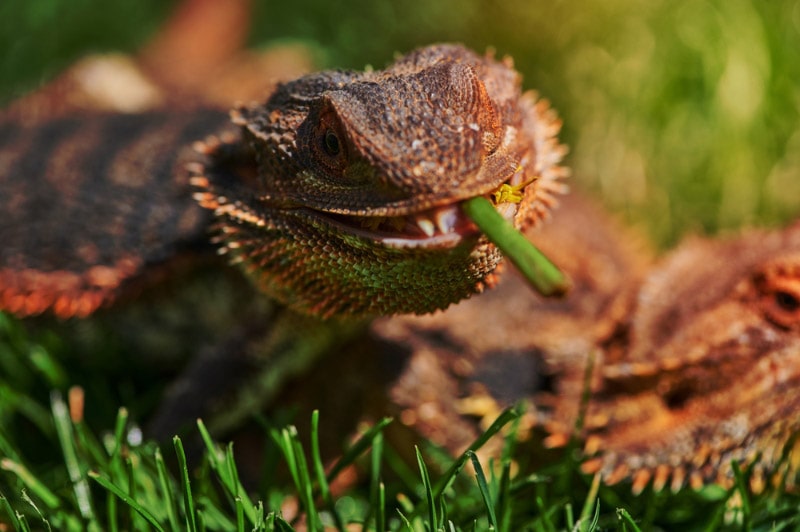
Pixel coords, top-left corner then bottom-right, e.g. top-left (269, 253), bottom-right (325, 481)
top-left (6, 1), bottom-right (800, 495)
top-left (564, 219), bottom-right (800, 493)
top-left (0, 44), bottom-right (567, 320)
top-left (0, 38), bottom-right (568, 438)
top-left (192, 44), bottom-right (567, 317)
top-left (372, 195), bottom-right (800, 494)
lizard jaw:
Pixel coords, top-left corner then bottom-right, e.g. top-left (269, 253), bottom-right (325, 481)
top-left (310, 181), bottom-right (534, 249)
top-left (303, 163), bottom-right (536, 249)
top-left (318, 203), bottom-right (482, 249)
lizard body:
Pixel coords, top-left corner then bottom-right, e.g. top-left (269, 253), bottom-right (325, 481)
top-left (0, 111), bottom-right (226, 317)
top-left (0, 44), bottom-right (567, 319)
top-left (0, 15), bottom-right (568, 438)
top-left (372, 195), bottom-right (800, 493)
top-left (568, 220), bottom-right (800, 492)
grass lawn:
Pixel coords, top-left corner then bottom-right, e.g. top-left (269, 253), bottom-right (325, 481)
top-left (2, 0), bottom-right (800, 529)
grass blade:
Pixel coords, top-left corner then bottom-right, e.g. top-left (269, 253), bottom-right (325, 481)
top-left (497, 460), bottom-right (512, 532)
top-left (89, 471), bottom-right (165, 532)
top-left (535, 495), bottom-right (557, 532)
top-left (0, 493), bottom-right (23, 531)
top-left (616, 508), bottom-right (642, 532)
top-left (731, 461), bottom-right (752, 530)
top-left (196, 419), bottom-right (257, 525)
top-left (433, 407), bottom-right (520, 497)
top-left (327, 417), bottom-right (393, 482)
top-left (107, 481), bottom-right (118, 532)
top-left (19, 490), bottom-right (52, 532)
top-left (195, 495), bottom-right (236, 530)
top-left (50, 391), bottom-right (97, 526)
top-left (235, 497), bottom-right (245, 532)
top-left (577, 473), bottom-right (601, 531)
top-left (468, 452), bottom-right (497, 529)
top-left (585, 500), bottom-right (600, 532)
top-left (376, 481), bottom-right (386, 532)
top-left (310, 411), bottom-right (330, 502)
top-left (289, 429), bottom-right (322, 531)
top-left (271, 425), bottom-right (322, 531)
top-left (173, 436), bottom-right (198, 532)
top-left (415, 446), bottom-right (438, 530)
top-left (396, 508), bottom-right (413, 531)
top-left (0, 460), bottom-right (60, 510)
top-left (155, 448), bottom-right (181, 532)
top-left (310, 410), bottom-right (344, 532)
top-left (28, 345), bottom-right (67, 388)
top-left (370, 432), bottom-right (385, 532)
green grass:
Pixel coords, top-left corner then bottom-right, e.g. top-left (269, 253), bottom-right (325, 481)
top-left (0, 316), bottom-right (579, 531)
top-left (4, 315), bottom-right (800, 530)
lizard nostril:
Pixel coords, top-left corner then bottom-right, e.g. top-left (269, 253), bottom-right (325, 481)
top-left (664, 387), bottom-right (691, 410)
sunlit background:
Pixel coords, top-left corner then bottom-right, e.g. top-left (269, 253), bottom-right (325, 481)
top-left (2, 0), bottom-right (799, 246)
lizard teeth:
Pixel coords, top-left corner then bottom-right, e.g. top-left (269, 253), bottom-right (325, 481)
top-left (434, 206), bottom-right (458, 234)
top-left (413, 206), bottom-right (459, 237)
top-left (416, 218), bottom-right (436, 237)
top-left (327, 202), bottom-right (481, 246)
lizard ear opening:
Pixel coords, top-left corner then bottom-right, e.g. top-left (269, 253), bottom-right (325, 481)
top-left (752, 255), bottom-right (800, 329)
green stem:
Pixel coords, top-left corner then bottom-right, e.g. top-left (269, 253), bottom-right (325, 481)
top-left (462, 196), bottom-right (570, 296)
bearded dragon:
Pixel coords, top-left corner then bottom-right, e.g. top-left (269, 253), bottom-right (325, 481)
top-left (0, 48), bottom-right (565, 320)
top-left (372, 192), bottom-right (800, 494)
top-left (0, 0), bottom-right (568, 435)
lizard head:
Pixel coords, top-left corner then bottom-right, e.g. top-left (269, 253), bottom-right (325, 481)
top-left (194, 45), bottom-right (567, 318)
top-left (567, 224), bottom-right (800, 492)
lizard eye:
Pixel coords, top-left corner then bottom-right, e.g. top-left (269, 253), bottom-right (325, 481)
top-left (323, 129), bottom-right (341, 156)
top-left (752, 258), bottom-right (800, 330)
top-left (313, 125), bottom-right (348, 176)
top-left (299, 112), bottom-right (349, 180)
top-left (296, 96), bottom-right (352, 181)
top-left (762, 287), bottom-right (800, 329)
top-left (775, 290), bottom-right (800, 314)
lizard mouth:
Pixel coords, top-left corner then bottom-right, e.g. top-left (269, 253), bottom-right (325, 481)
top-left (191, 139), bottom-right (526, 249)
top-left (321, 202), bottom-right (483, 248)
top-left (315, 169), bottom-right (532, 249)
top-left (315, 183), bottom-right (528, 249)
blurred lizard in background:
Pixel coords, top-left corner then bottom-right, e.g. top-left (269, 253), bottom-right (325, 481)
top-left (371, 192), bottom-right (800, 494)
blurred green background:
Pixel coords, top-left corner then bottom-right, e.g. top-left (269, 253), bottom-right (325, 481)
top-left (1, 0), bottom-right (799, 246)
